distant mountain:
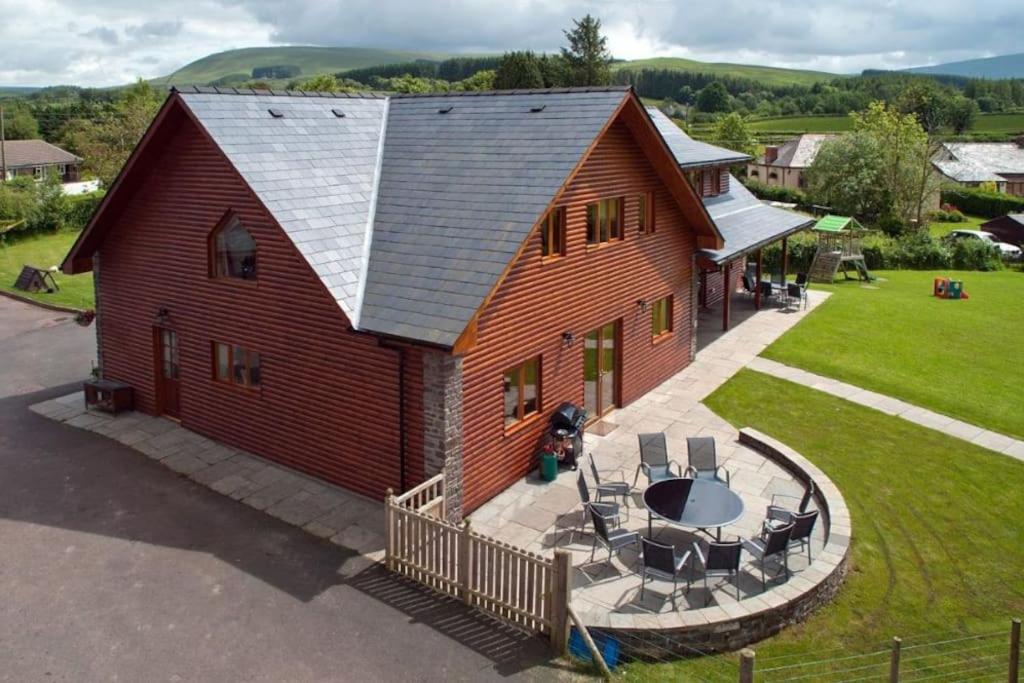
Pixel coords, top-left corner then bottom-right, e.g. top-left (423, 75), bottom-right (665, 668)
top-left (905, 53), bottom-right (1024, 79)
top-left (613, 57), bottom-right (841, 87)
top-left (0, 86), bottom-right (41, 97)
top-left (153, 46), bottom-right (465, 87)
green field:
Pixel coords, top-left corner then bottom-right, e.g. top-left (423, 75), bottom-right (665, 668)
top-left (627, 370), bottom-right (1024, 681)
top-left (155, 46), bottom-right (462, 87)
top-left (968, 112), bottom-right (1024, 133)
top-left (763, 270), bottom-right (1024, 439)
top-left (613, 57), bottom-right (840, 87)
top-left (927, 213), bottom-right (987, 237)
top-left (742, 112), bottom-right (1024, 136)
top-left (1, 231), bottom-right (93, 310)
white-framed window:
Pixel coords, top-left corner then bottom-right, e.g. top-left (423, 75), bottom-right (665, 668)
top-left (33, 166), bottom-right (44, 180)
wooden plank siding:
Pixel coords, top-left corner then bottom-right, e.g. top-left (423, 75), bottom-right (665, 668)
top-left (700, 256), bottom-right (745, 308)
top-left (459, 117), bottom-right (700, 512)
top-left (95, 114), bottom-right (425, 499)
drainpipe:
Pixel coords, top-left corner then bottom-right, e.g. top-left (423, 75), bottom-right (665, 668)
top-left (379, 339), bottom-right (407, 493)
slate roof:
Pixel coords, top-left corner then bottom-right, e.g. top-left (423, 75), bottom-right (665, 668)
top-left (179, 90), bottom-right (388, 319)
top-left (761, 134), bottom-right (837, 168)
top-left (932, 157), bottom-right (1004, 183)
top-left (645, 107), bottom-right (750, 167)
top-left (647, 109), bottom-right (813, 264)
top-left (1, 139), bottom-right (81, 169)
top-left (939, 142), bottom-right (1024, 177)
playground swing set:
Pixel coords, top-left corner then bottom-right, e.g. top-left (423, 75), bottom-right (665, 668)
top-left (808, 215), bottom-right (874, 283)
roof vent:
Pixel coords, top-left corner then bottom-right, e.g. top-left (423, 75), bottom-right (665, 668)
top-left (530, 104), bottom-right (546, 113)
top-left (438, 105), bottom-right (453, 114)
top-left (268, 108), bottom-right (284, 118)
top-left (331, 108), bottom-right (346, 118)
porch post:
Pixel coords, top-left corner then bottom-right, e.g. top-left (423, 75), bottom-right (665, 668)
top-left (781, 237), bottom-right (789, 286)
top-left (754, 249), bottom-right (763, 310)
top-left (422, 348), bottom-right (465, 523)
top-left (722, 261), bottom-right (731, 331)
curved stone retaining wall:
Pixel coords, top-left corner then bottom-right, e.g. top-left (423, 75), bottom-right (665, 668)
top-left (589, 427), bottom-right (852, 656)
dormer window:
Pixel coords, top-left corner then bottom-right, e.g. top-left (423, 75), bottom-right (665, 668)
top-left (210, 214), bottom-right (257, 280)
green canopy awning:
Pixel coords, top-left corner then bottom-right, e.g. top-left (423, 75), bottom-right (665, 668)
top-left (813, 215), bottom-right (865, 232)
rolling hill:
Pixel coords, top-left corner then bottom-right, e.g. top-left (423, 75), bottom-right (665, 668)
top-left (153, 46), bottom-right (463, 87)
top-left (613, 57), bottom-right (841, 87)
top-left (905, 52), bottom-right (1024, 79)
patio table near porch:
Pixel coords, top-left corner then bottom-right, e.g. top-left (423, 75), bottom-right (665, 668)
top-left (642, 477), bottom-right (745, 541)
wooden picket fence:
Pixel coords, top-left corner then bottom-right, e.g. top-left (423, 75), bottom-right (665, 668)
top-left (384, 475), bottom-right (571, 650)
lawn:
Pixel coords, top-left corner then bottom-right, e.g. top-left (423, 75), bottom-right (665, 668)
top-left (624, 370), bottom-right (1024, 680)
top-left (762, 270), bottom-right (1024, 439)
top-left (927, 213), bottom-right (987, 237)
top-left (0, 231), bottom-right (93, 310)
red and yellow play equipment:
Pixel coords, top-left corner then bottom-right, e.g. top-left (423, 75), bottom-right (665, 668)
top-left (933, 277), bottom-right (969, 300)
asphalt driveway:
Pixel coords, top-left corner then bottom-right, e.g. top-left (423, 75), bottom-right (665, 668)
top-left (0, 298), bottom-right (559, 682)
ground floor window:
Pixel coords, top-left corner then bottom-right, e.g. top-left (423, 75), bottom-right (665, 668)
top-left (503, 356), bottom-right (540, 427)
top-left (213, 342), bottom-right (261, 388)
top-left (652, 296), bottom-right (673, 338)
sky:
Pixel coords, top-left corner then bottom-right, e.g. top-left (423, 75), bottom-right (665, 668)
top-left (0, 0), bottom-right (1021, 87)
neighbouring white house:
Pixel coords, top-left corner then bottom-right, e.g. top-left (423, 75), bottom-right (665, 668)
top-left (1, 139), bottom-right (83, 183)
top-left (746, 134), bottom-right (838, 190)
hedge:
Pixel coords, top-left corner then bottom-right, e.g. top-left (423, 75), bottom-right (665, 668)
top-left (740, 179), bottom-right (812, 210)
top-left (940, 187), bottom-right (1024, 219)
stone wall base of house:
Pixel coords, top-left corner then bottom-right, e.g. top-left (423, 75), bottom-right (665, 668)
top-left (422, 349), bottom-right (464, 522)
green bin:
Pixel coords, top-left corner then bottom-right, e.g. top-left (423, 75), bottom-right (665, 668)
top-left (948, 280), bottom-right (963, 300)
top-left (539, 452), bottom-right (558, 482)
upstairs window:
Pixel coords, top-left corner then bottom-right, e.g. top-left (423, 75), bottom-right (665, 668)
top-left (652, 296), bottom-right (673, 338)
top-left (211, 215), bottom-right (257, 280)
top-left (586, 197), bottom-right (623, 245)
top-left (213, 342), bottom-right (261, 388)
top-left (503, 356), bottom-right (540, 428)
top-left (637, 192), bottom-right (655, 234)
top-left (687, 167), bottom-right (723, 198)
top-left (541, 206), bottom-right (566, 258)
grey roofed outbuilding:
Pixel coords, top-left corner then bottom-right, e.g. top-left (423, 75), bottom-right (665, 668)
top-left (1, 139), bottom-right (82, 169)
top-left (647, 108), bottom-right (813, 264)
top-left (932, 157), bottom-right (1004, 183)
top-left (759, 134), bottom-right (837, 168)
top-left (941, 142), bottom-right (1024, 175)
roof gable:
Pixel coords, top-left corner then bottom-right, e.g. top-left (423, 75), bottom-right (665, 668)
top-left (645, 107), bottom-right (750, 167)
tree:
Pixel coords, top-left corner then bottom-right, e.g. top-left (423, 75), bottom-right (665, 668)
top-left (1, 103), bottom-right (39, 140)
top-left (560, 14), bottom-right (611, 87)
top-left (805, 132), bottom-right (890, 223)
top-left (675, 85), bottom-right (695, 106)
top-left (493, 51), bottom-right (545, 90)
top-left (60, 79), bottom-right (162, 187)
top-left (538, 54), bottom-right (568, 88)
top-left (293, 73), bottom-right (347, 92)
top-left (456, 70), bottom-right (496, 91)
top-left (944, 96), bottom-right (979, 135)
top-left (696, 82), bottom-right (731, 113)
top-left (896, 80), bottom-right (947, 134)
top-left (710, 113), bottom-right (757, 158)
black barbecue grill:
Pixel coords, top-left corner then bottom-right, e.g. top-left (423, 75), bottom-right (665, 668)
top-left (548, 402), bottom-right (587, 470)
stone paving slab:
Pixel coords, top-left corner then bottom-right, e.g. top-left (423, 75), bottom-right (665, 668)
top-left (30, 395), bottom-right (385, 571)
top-left (748, 357), bottom-right (1024, 463)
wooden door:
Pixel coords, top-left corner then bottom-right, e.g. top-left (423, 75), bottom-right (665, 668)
top-left (155, 328), bottom-right (180, 419)
top-left (583, 320), bottom-right (619, 422)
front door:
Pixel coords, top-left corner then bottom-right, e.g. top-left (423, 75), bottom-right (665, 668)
top-left (583, 321), bottom-right (619, 422)
top-left (155, 328), bottom-right (180, 419)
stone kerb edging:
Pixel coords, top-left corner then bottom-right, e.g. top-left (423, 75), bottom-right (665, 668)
top-left (581, 428), bottom-right (852, 655)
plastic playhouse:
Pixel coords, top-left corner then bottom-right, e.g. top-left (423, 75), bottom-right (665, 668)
top-left (933, 277), bottom-right (969, 300)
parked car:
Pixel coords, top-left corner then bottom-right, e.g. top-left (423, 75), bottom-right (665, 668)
top-left (944, 230), bottom-right (1022, 260)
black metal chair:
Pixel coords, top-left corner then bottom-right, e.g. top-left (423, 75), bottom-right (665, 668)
top-left (786, 282), bottom-right (807, 310)
top-left (640, 538), bottom-right (692, 607)
top-left (759, 280), bottom-right (777, 306)
top-left (795, 272), bottom-right (809, 287)
top-left (589, 506), bottom-right (640, 565)
top-left (741, 273), bottom-right (757, 297)
top-left (692, 539), bottom-right (743, 605)
top-left (588, 455), bottom-right (631, 508)
top-left (575, 472), bottom-right (620, 540)
top-left (764, 508), bottom-right (819, 561)
top-left (770, 479), bottom-right (816, 514)
top-left (633, 433), bottom-right (684, 487)
top-left (685, 436), bottom-right (730, 487)
top-left (742, 521), bottom-right (795, 590)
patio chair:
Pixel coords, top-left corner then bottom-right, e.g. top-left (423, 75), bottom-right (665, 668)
top-left (589, 505), bottom-right (640, 565)
top-left (759, 280), bottom-right (778, 306)
top-left (741, 273), bottom-right (757, 297)
top-left (575, 472), bottom-right (620, 540)
top-left (770, 479), bottom-right (816, 514)
top-left (764, 508), bottom-right (819, 561)
top-left (742, 521), bottom-right (794, 590)
top-left (588, 455), bottom-right (631, 507)
top-left (692, 539), bottom-right (743, 605)
top-left (640, 538), bottom-right (692, 608)
top-left (685, 436), bottom-right (730, 487)
top-left (787, 282), bottom-right (807, 310)
top-left (633, 433), bottom-right (684, 488)
top-left (795, 272), bottom-right (809, 287)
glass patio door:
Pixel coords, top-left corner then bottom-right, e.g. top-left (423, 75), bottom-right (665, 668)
top-left (583, 321), bottom-right (619, 421)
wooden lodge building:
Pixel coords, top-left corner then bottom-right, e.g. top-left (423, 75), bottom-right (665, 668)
top-left (63, 86), bottom-right (809, 518)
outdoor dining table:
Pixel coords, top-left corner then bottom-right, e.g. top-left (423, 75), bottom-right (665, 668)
top-left (642, 478), bottom-right (745, 541)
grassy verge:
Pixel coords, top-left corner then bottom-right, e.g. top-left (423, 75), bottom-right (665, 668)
top-left (0, 231), bottom-right (93, 310)
top-left (762, 270), bottom-right (1024, 439)
top-left (927, 214), bottom-right (987, 237)
top-left (623, 370), bottom-right (1024, 680)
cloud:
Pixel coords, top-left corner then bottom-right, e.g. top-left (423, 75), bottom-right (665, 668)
top-left (81, 26), bottom-right (120, 45)
top-left (126, 20), bottom-right (184, 39)
top-left (0, 0), bottom-right (1021, 87)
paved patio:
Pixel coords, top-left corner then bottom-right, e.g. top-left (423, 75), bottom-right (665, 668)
top-left (471, 290), bottom-right (833, 624)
